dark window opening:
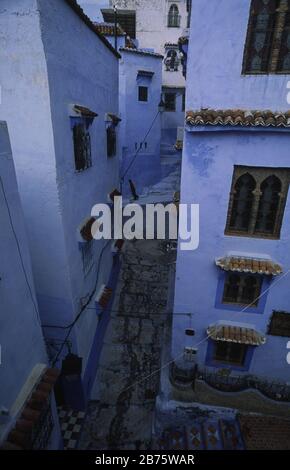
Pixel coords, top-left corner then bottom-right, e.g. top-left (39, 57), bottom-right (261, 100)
top-left (214, 341), bottom-right (247, 366)
top-left (138, 86), bottom-right (148, 102)
top-left (222, 273), bottom-right (262, 306)
top-left (168, 4), bottom-right (180, 27)
top-left (73, 123), bottom-right (92, 171)
top-left (268, 311), bottom-right (290, 336)
top-left (229, 173), bottom-right (256, 232)
top-left (255, 175), bottom-right (282, 234)
top-left (107, 125), bottom-right (116, 157)
top-left (164, 93), bottom-right (176, 111)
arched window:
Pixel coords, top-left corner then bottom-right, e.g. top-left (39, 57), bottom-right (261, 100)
top-left (255, 175), bottom-right (281, 234)
top-left (168, 4), bottom-right (180, 27)
top-left (229, 173), bottom-right (256, 232)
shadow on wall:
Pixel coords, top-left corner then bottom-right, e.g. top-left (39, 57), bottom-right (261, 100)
top-left (121, 152), bottom-right (162, 197)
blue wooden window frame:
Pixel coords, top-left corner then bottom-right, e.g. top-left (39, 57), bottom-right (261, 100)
top-left (206, 339), bottom-right (255, 371)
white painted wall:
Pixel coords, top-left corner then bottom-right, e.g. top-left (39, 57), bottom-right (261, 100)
top-left (110, 0), bottom-right (187, 88)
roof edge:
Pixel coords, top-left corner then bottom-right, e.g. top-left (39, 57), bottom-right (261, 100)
top-left (65, 0), bottom-right (121, 59)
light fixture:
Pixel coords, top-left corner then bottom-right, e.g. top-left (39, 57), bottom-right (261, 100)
top-left (158, 96), bottom-right (165, 113)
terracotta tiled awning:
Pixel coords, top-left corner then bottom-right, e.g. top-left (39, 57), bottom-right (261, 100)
top-left (215, 256), bottom-right (282, 276)
top-left (94, 22), bottom-right (126, 36)
top-left (186, 109), bottom-right (290, 128)
top-left (207, 324), bottom-right (266, 346)
top-left (74, 105), bottom-right (98, 118)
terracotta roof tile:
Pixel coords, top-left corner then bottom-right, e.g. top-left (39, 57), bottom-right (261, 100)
top-left (80, 217), bottom-right (96, 242)
top-left (186, 109), bottom-right (290, 128)
top-left (207, 324), bottom-right (266, 345)
top-left (119, 47), bottom-right (164, 59)
top-left (96, 285), bottom-right (113, 309)
top-left (1, 367), bottom-right (59, 450)
top-left (74, 105), bottom-right (98, 118)
top-left (239, 414), bottom-right (290, 450)
top-left (216, 256), bottom-right (282, 276)
top-left (94, 22), bottom-right (126, 36)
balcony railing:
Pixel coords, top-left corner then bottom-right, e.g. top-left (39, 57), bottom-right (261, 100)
top-left (198, 368), bottom-right (290, 402)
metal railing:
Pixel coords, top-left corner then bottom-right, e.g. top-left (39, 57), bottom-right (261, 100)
top-left (198, 368), bottom-right (290, 402)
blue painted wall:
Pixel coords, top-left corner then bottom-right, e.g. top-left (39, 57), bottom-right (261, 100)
top-left (0, 0), bottom-right (121, 400)
top-left (0, 122), bottom-right (60, 445)
top-left (172, 0), bottom-right (290, 382)
top-left (119, 49), bottom-right (162, 195)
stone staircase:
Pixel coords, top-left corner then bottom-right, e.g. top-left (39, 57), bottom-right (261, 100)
top-left (160, 141), bottom-right (182, 178)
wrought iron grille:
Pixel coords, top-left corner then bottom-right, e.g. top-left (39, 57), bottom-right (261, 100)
top-left (199, 368), bottom-right (290, 402)
top-left (73, 123), bottom-right (92, 171)
top-left (107, 125), bottom-right (117, 157)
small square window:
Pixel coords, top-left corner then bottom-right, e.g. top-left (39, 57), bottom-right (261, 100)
top-left (138, 86), bottom-right (148, 102)
top-left (164, 93), bottom-right (176, 111)
top-left (214, 342), bottom-right (247, 366)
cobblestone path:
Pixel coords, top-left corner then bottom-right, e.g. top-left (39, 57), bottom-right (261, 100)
top-left (78, 240), bottom-right (176, 449)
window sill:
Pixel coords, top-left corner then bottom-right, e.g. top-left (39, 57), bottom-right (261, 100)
top-left (224, 230), bottom-right (280, 240)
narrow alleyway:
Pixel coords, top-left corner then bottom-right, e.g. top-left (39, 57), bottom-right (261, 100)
top-left (78, 164), bottom-right (181, 450)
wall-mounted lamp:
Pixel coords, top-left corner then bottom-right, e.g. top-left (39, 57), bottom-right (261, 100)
top-left (158, 96), bottom-right (165, 113)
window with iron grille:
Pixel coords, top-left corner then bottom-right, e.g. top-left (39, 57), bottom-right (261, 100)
top-left (73, 123), bottom-right (92, 171)
top-left (225, 166), bottom-right (290, 238)
top-left (243, 0), bottom-right (290, 74)
top-left (81, 240), bottom-right (94, 276)
top-left (138, 86), bottom-right (148, 102)
top-left (268, 311), bottom-right (290, 336)
top-left (107, 125), bottom-right (117, 157)
top-left (168, 4), bottom-right (180, 27)
top-left (164, 93), bottom-right (176, 111)
top-left (222, 273), bottom-right (262, 306)
top-left (214, 342), bottom-right (247, 366)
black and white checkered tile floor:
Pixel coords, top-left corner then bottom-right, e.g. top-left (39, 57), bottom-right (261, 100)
top-left (58, 407), bottom-right (86, 450)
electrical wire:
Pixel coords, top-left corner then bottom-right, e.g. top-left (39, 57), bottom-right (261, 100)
top-left (110, 266), bottom-right (290, 395)
top-left (0, 175), bottom-right (41, 325)
top-left (50, 239), bottom-right (111, 367)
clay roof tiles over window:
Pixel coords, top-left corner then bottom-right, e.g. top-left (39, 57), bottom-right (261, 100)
top-left (186, 109), bottom-right (290, 128)
top-left (119, 47), bottom-right (164, 59)
top-left (215, 256), bottom-right (282, 276)
top-left (207, 324), bottom-right (266, 346)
